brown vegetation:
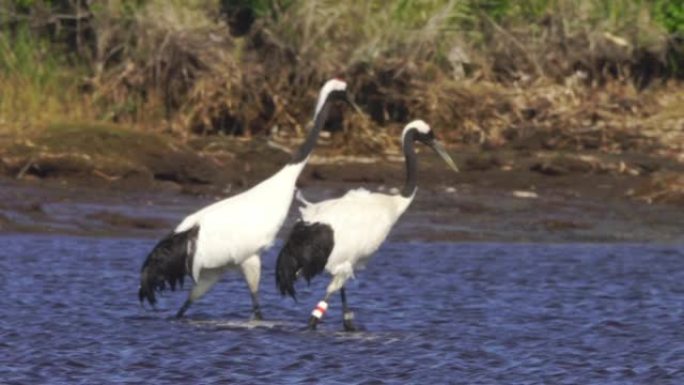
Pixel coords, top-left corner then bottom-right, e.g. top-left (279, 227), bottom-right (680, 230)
top-left (1, 1), bottom-right (683, 204)
top-left (1, 2), bottom-right (682, 139)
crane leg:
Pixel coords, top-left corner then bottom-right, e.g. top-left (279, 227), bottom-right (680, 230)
top-left (240, 255), bottom-right (263, 321)
top-left (307, 292), bottom-right (331, 330)
top-left (176, 300), bottom-right (192, 319)
top-left (340, 287), bottom-right (357, 332)
top-left (308, 274), bottom-right (350, 330)
top-left (176, 267), bottom-right (224, 318)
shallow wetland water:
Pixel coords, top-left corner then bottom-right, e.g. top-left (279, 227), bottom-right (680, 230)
top-left (1, 179), bottom-right (683, 384)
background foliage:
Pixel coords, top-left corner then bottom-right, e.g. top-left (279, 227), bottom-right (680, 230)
top-left (0, 0), bottom-right (682, 150)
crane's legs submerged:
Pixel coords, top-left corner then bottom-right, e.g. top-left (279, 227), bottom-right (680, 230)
top-left (307, 294), bottom-right (330, 330)
top-left (241, 255), bottom-right (263, 321)
top-left (175, 256), bottom-right (263, 320)
top-left (176, 300), bottom-right (191, 318)
top-left (340, 287), bottom-right (357, 332)
top-left (308, 274), bottom-right (356, 331)
top-left (176, 267), bottom-right (224, 318)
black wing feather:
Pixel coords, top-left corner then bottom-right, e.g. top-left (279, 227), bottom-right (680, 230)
top-left (138, 225), bottom-right (199, 306)
top-left (275, 221), bottom-right (334, 299)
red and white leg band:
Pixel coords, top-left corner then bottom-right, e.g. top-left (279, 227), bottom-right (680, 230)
top-left (311, 301), bottom-right (328, 319)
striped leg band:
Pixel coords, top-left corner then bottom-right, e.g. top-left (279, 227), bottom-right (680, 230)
top-left (311, 301), bottom-right (328, 319)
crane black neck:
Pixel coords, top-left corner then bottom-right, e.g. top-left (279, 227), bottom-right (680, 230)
top-left (290, 102), bottom-right (332, 165)
top-left (401, 129), bottom-right (419, 198)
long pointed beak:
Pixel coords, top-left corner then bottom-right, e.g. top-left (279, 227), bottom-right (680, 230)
top-left (430, 140), bottom-right (459, 173)
top-left (344, 94), bottom-right (364, 115)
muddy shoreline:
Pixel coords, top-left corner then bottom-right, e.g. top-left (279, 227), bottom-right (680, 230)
top-left (1, 141), bottom-right (682, 243)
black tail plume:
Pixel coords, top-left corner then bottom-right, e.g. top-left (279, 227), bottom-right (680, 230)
top-left (275, 221), bottom-right (334, 299)
top-left (139, 225), bottom-right (199, 306)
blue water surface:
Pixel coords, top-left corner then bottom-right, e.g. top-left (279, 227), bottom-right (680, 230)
top-left (2, 235), bottom-right (684, 384)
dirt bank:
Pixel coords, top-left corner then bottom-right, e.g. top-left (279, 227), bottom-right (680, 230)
top-left (0, 124), bottom-right (682, 242)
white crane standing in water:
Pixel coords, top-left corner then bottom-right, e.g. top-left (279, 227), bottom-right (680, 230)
top-left (276, 120), bottom-right (459, 330)
top-left (139, 79), bottom-right (360, 319)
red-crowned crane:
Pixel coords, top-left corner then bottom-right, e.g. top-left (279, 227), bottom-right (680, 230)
top-left (139, 79), bottom-right (358, 319)
top-left (275, 120), bottom-right (459, 330)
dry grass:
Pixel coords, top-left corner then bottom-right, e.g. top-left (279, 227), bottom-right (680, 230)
top-left (0, 0), bottom-right (682, 159)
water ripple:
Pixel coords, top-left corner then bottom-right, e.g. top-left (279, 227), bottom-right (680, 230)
top-left (1, 235), bottom-right (684, 384)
